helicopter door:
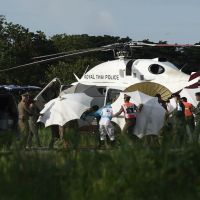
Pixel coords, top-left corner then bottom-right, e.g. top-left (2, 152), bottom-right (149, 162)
top-left (34, 78), bottom-right (61, 110)
top-left (126, 60), bottom-right (134, 76)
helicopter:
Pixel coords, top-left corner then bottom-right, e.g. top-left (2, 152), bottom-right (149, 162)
top-left (72, 42), bottom-right (199, 93)
top-left (1, 41), bottom-right (200, 110)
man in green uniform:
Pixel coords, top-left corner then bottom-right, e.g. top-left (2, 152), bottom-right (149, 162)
top-left (18, 93), bottom-right (30, 146)
top-left (171, 94), bottom-right (186, 146)
top-left (192, 92), bottom-right (200, 142)
top-left (26, 98), bottom-right (41, 148)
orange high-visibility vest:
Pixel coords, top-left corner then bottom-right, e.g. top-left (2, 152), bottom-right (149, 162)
top-left (122, 102), bottom-right (136, 119)
top-left (182, 102), bottom-right (193, 117)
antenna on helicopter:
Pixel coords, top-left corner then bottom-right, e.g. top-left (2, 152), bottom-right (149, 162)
top-left (83, 65), bottom-right (90, 75)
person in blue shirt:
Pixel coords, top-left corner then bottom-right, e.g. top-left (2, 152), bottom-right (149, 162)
top-left (81, 105), bottom-right (100, 122)
top-left (99, 104), bottom-right (115, 147)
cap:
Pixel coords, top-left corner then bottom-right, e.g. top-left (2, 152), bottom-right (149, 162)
top-left (21, 92), bottom-right (29, 97)
top-left (195, 92), bottom-right (200, 96)
top-left (124, 94), bottom-right (131, 100)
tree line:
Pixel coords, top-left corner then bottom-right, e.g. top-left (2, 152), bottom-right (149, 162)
top-left (0, 16), bottom-right (200, 86)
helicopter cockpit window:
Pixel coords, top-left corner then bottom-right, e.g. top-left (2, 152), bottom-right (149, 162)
top-left (97, 88), bottom-right (106, 95)
top-left (106, 89), bottom-right (121, 104)
top-left (148, 64), bottom-right (165, 75)
top-left (126, 60), bottom-right (134, 76)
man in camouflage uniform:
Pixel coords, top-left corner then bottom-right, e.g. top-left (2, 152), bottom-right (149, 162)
top-left (171, 94), bottom-right (186, 146)
top-left (18, 93), bottom-right (31, 146)
top-left (192, 92), bottom-right (200, 142)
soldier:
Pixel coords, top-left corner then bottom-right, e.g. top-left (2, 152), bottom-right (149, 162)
top-left (18, 93), bottom-right (31, 146)
top-left (171, 94), bottom-right (186, 146)
top-left (26, 98), bottom-right (41, 148)
top-left (113, 94), bottom-right (143, 140)
top-left (192, 92), bottom-right (200, 142)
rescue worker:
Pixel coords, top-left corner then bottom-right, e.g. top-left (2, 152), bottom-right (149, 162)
top-left (171, 94), bottom-right (186, 146)
top-left (49, 122), bottom-right (78, 149)
top-left (18, 93), bottom-right (31, 146)
top-left (155, 93), bottom-right (168, 122)
top-left (181, 97), bottom-right (195, 133)
top-left (82, 105), bottom-right (100, 122)
top-left (81, 105), bottom-right (100, 133)
top-left (113, 94), bottom-right (143, 139)
top-left (49, 125), bottom-right (60, 149)
top-left (26, 98), bottom-right (41, 148)
top-left (155, 94), bottom-right (167, 110)
top-left (99, 104), bottom-right (115, 147)
top-left (59, 120), bottom-right (79, 149)
top-left (192, 92), bottom-right (200, 142)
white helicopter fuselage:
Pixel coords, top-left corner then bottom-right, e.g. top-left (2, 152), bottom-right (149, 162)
top-left (76, 58), bottom-right (191, 93)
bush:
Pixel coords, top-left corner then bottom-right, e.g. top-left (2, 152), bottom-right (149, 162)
top-left (0, 130), bottom-right (199, 199)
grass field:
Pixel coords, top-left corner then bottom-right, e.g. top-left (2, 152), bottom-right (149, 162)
top-left (0, 127), bottom-right (199, 200)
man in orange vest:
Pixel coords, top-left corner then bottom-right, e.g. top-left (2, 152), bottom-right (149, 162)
top-left (181, 97), bottom-right (195, 133)
top-left (113, 94), bottom-right (143, 138)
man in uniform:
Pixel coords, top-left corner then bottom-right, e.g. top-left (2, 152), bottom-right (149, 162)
top-left (18, 93), bottom-right (31, 146)
top-left (26, 97), bottom-right (41, 148)
top-left (192, 92), bottom-right (200, 142)
top-left (181, 97), bottom-right (195, 133)
top-left (113, 94), bottom-right (143, 139)
top-left (171, 94), bottom-right (186, 146)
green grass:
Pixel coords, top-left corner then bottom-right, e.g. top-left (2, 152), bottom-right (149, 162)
top-left (0, 126), bottom-right (199, 200)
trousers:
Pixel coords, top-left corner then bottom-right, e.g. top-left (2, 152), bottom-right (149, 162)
top-left (99, 124), bottom-right (115, 141)
top-left (122, 118), bottom-right (136, 135)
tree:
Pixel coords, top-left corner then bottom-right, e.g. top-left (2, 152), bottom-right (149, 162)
top-left (0, 16), bottom-right (56, 84)
top-left (0, 16), bottom-right (199, 86)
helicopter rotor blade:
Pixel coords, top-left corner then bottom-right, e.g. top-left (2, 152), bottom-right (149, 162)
top-left (151, 44), bottom-right (200, 47)
top-left (0, 46), bottom-right (113, 72)
top-left (1, 41), bottom-right (199, 72)
top-left (32, 41), bottom-right (199, 61)
top-left (129, 41), bottom-right (200, 47)
top-left (32, 52), bottom-right (68, 60)
top-left (32, 43), bottom-right (119, 60)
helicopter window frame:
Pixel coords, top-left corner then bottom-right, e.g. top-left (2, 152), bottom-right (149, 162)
top-left (148, 64), bottom-right (165, 75)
